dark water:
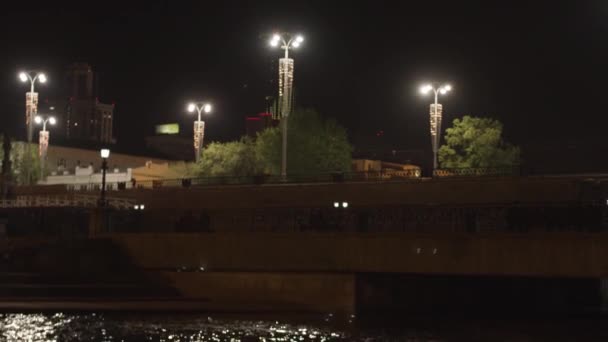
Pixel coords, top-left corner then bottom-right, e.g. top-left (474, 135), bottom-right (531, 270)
top-left (0, 313), bottom-right (608, 341)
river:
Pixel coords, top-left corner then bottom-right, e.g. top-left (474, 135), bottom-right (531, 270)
top-left (0, 312), bottom-right (607, 341)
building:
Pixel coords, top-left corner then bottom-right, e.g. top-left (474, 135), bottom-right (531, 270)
top-left (46, 145), bottom-right (169, 176)
top-left (131, 161), bottom-right (190, 184)
top-left (64, 63), bottom-right (115, 144)
top-left (245, 113), bottom-right (275, 138)
top-left (40, 165), bottom-right (133, 191)
top-left (352, 159), bottom-right (421, 178)
top-left (145, 135), bottom-right (193, 161)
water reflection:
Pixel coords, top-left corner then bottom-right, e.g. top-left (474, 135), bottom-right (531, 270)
top-left (0, 313), bottom-right (355, 341)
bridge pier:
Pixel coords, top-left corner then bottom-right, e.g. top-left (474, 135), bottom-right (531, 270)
top-left (88, 208), bottom-right (103, 237)
top-left (600, 278), bottom-right (608, 312)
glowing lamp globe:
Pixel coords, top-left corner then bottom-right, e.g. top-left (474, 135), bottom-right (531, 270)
top-left (100, 148), bottom-right (110, 159)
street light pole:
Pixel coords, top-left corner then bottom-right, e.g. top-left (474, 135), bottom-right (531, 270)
top-left (420, 83), bottom-right (452, 171)
top-left (270, 33), bottom-right (304, 180)
top-left (19, 71), bottom-right (47, 143)
top-left (187, 102), bottom-right (212, 163)
top-left (34, 114), bottom-right (56, 180)
top-left (99, 148), bottom-right (110, 207)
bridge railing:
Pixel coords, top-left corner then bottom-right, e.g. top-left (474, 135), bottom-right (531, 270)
top-left (67, 169), bottom-right (426, 191)
top-left (0, 195), bottom-right (136, 210)
top-left (433, 166), bottom-right (521, 178)
top-left (34, 165), bottom-right (603, 193)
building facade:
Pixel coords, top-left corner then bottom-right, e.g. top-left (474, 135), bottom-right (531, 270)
top-left (64, 63), bottom-right (115, 144)
top-left (46, 145), bottom-right (169, 176)
top-left (40, 165), bottom-right (133, 191)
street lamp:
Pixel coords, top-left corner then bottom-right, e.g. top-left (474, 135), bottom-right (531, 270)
top-left (187, 102), bottom-right (212, 162)
top-left (19, 71), bottom-right (47, 143)
top-left (269, 32), bottom-right (304, 179)
top-left (34, 114), bottom-right (56, 180)
top-left (419, 83), bottom-right (452, 171)
top-left (99, 148), bottom-right (110, 207)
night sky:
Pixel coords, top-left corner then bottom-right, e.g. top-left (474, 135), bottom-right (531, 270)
top-left (0, 1), bottom-right (606, 168)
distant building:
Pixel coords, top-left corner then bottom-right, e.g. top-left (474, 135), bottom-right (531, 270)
top-left (352, 159), bottom-right (421, 178)
top-left (142, 123), bottom-right (194, 161)
top-left (245, 113), bottom-right (275, 138)
top-left (131, 161), bottom-right (190, 184)
top-left (145, 135), bottom-right (193, 161)
top-left (63, 63), bottom-right (115, 144)
top-left (46, 145), bottom-right (169, 175)
top-left (40, 165), bottom-right (133, 191)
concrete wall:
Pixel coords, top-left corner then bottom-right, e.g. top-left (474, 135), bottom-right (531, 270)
top-left (109, 176), bottom-right (585, 211)
top-left (103, 232), bottom-right (608, 278)
top-left (157, 271), bottom-right (355, 313)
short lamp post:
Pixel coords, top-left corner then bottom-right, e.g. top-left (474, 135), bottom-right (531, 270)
top-left (34, 114), bottom-right (56, 180)
top-left (187, 102), bottom-right (212, 163)
top-left (99, 148), bottom-right (110, 207)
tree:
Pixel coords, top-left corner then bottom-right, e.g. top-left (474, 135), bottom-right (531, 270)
top-left (438, 116), bottom-right (520, 168)
top-left (0, 137), bottom-right (41, 185)
top-left (11, 142), bottom-right (42, 185)
top-left (255, 108), bottom-right (353, 175)
top-left (193, 137), bottom-right (261, 177)
top-left (192, 108), bottom-right (353, 177)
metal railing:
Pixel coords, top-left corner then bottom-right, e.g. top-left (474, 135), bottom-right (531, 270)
top-left (125, 169), bottom-right (424, 189)
top-left (433, 166), bottom-right (521, 177)
top-left (0, 195), bottom-right (136, 210)
top-left (36, 165), bottom-right (606, 193)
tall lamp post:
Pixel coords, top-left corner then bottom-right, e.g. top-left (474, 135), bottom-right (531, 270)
top-left (99, 148), bottom-right (110, 207)
top-left (420, 83), bottom-right (452, 171)
top-left (19, 71), bottom-right (47, 143)
top-left (269, 33), bottom-right (304, 179)
top-left (34, 114), bottom-right (56, 180)
top-left (187, 102), bottom-right (212, 163)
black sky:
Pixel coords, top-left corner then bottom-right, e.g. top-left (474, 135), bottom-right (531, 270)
top-left (0, 1), bottom-right (607, 164)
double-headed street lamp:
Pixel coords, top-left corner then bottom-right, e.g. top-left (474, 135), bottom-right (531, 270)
top-left (269, 33), bottom-right (304, 179)
top-left (34, 114), bottom-right (56, 179)
top-left (420, 83), bottom-right (452, 171)
top-left (187, 102), bottom-right (212, 162)
top-left (19, 71), bottom-right (47, 143)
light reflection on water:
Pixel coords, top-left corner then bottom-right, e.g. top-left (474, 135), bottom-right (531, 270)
top-left (2, 312), bottom-right (606, 341)
top-left (0, 313), bottom-right (383, 342)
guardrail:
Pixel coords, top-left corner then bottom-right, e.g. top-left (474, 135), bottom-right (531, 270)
top-left (433, 167), bottom-right (521, 177)
top-left (37, 166), bottom-right (603, 193)
top-left (0, 195), bottom-right (136, 210)
top-left (115, 169), bottom-right (425, 190)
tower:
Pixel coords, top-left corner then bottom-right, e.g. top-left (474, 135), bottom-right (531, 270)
top-left (64, 63), bottom-right (114, 144)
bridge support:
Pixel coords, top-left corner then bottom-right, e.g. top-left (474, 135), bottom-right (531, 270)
top-left (600, 278), bottom-right (608, 312)
top-left (88, 208), bottom-right (103, 237)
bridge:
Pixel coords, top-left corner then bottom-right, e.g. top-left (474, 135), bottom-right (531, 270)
top-left (0, 172), bottom-right (607, 314)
